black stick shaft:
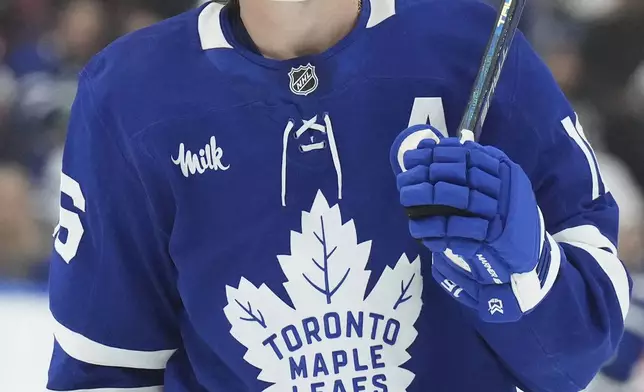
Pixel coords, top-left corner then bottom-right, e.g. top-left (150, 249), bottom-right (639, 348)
top-left (406, 0), bottom-right (527, 220)
top-left (458, 0), bottom-right (526, 143)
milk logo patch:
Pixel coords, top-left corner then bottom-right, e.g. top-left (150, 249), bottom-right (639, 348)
top-left (224, 191), bottom-right (424, 392)
top-left (289, 63), bottom-right (319, 96)
top-left (171, 135), bottom-right (230, 178)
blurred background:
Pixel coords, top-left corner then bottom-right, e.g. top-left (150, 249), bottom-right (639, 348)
top-left (0, 0), bottom-right (643, 390)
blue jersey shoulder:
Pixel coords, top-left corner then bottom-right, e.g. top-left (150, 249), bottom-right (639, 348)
top-left (370, 0), bottom-right (497, 76)
top-left (79, 5), bottom-right (241, 137)
top-left (365, 0), bottom-right (516, 131)
top-left (383, 0), bottom-right (569, 152)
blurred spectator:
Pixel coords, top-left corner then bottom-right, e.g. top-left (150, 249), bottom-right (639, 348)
top-left (0, 165), bottom-right (45, 280)
top-left (0, 65), bottom-right (20, 164)
top-left (121, 6), bottom-right (162, 34)
top-left (0, 0), bottom-right (196, 286)
top-left (531, 0), bottom-right (644, 194)
top-left (53, 0), bottom-right (108, 72)
top-left (598, 153), bottom-right (644, 271)
top-left (578, 2), bottom-right (644, 193)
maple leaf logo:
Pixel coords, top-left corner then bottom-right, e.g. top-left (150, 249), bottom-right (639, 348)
top-left (224, 191), bottom-right (423, 391)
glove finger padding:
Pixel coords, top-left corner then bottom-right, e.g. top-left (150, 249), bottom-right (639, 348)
top-left (468, 167), bottom-right (501, 199)
top-left (467, 146), bottom-right (500, 176)
top-left (409, 215), bottom-right (446, 240)
top-left (429, 162), bottom-right (467, 185)
top-left (391, 125), bottom-right (547, 323)
top-left (433, 182), bottom-right (470, 211)
top-left (468, 190), bottom-right (497, 220)
top-left (400, 182), bottom-right (434, 207)
top-left (446, 216), bottom-right (489, 241)
top-left (396, 165), bottom-right (430, 190)
top-left (403, 148), bottom-right (434, 170)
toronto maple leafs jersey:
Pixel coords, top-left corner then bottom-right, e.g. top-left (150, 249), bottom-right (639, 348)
top-left (47, 1), bottom-right (631, 392)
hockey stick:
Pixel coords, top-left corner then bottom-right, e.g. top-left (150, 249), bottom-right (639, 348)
top-left (407, 0), bottom-right (527, 219)
top-left (458, 0), bottom-right (526, 143)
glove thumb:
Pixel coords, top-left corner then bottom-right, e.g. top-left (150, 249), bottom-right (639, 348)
top-left (390, 124), bottom-right (444, 175)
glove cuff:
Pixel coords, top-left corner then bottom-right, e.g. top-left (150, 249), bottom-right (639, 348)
top-left (510, 208), bottom-right (562, 313)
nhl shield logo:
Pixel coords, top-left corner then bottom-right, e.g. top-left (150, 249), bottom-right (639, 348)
top-left (288, 63), bottom-right (318, 96)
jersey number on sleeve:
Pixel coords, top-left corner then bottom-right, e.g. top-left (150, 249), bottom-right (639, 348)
top-left (562, 115), bottom-right (605, 200)
top-left (54, 173), bottom-right (86, 263)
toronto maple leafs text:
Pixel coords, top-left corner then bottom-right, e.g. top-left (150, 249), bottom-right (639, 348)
top-left (262, 310), bottom-right (399, 391)
top-left (224, 192), bottom-right (423, 392)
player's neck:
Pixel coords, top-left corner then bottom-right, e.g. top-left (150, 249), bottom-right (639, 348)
top-left (238, 0), bottom-right (362, 60)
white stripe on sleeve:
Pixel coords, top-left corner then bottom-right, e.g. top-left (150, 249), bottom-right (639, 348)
top-left (46, 387), bottom-right (162, 392)
top-left (53, 316), bottom-right (176, 370)
top-left (553, 225), bottom-right (630, 320)
top-left (561, 116), bottom-right (602, 200)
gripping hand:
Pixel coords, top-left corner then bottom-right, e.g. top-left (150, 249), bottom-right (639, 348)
top-left (390, 125), bottom-right (558, 323)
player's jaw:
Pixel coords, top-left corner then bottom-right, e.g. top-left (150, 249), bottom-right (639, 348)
top-left (237, 0), bottom-right (361, 60)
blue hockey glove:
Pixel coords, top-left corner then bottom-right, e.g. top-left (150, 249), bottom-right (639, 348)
top-left (390, 125), bottom-right (560, 323)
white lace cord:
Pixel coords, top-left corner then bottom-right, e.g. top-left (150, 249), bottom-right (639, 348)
top-left (281, 120), bottom-right (295, 207)
top-left (281, 114), bottom-right (343, 206)
top-left (296, 118), bottom-right (327, 152)
top-left (281, 116), bottom-right (320, 207)
top-left (324, 114), bottom-right (343, 201)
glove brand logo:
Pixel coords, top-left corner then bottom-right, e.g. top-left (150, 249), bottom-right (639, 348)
top-left (488, 298), bottom-right (504, 315)
top-left (224, 191), bottom-right (423, 391)
top-left (477, 254), bottom-right (503, 284)
top-left (289, 63), bottom-right (319, 96)
top-left (171, 135), bottom-right (230, 178)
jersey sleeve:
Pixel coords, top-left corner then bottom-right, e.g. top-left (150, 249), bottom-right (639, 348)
top-left (470, 24), bottom-right (632, 392)
top-left (47, 70), bottom-right (180, 392)
top-left (591, 273), bottom-right (644, 389)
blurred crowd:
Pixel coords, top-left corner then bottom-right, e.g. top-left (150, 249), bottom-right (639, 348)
top-left (0, 0), bottom-right (197, 283)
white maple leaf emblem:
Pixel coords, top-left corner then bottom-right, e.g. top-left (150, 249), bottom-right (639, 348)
top-left (224, 191), bottom-right (423, 391)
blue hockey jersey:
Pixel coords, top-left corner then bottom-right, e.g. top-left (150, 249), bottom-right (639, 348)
top-left (47, 1), bottom-right (631, 391)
